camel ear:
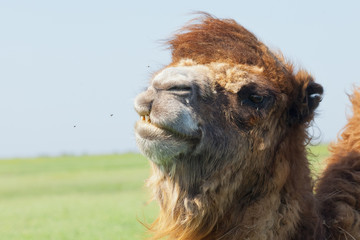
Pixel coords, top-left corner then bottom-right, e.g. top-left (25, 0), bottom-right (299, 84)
top-left (288, 77), bottom-right (323, 126)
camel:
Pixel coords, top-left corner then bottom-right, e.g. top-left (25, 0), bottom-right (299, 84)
top-left (134, 14), bottom-right (360, 240)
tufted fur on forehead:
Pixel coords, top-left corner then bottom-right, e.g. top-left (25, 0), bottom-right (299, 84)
top-left (169, 14), bottom-right (265, 66)
top-left (168, 14), bottom-right (291, 91)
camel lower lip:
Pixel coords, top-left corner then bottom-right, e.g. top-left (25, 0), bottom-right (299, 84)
top-left (135, 121), bottom-right (200, 140)
top-left (135, 121), bottom-right (172, 140)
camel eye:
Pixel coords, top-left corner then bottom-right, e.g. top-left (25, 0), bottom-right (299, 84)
top-left (248, 94), bottom-right (264, 104)
top-left (168, 85), bottom-right (192, 92)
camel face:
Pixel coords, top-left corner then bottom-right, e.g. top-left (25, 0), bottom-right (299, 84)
top-left (134, 60), bottom-right (286, 175)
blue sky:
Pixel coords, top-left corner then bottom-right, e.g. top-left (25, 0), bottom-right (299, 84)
top-left (1, 0), bottom-right (359, 158)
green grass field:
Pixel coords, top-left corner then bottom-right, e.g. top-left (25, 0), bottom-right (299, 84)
top-left (0, 146), bottom-right (330, 240)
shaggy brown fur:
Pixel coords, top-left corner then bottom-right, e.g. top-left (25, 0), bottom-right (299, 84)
top-left (316, 88), bottom-right (360, 239)
top-left (134, 14), bottom-right (360, 240)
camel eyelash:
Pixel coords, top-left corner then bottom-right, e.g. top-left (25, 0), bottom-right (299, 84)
top-left (239, 92), bottom-right (273, 110)
top-left (237, 84), bottom-right (275, 109)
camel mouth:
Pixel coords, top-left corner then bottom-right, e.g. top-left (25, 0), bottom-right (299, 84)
top-left (136, 115), bottom-right (201, 141)
top-left (140, 114), bottom-right (152, 123)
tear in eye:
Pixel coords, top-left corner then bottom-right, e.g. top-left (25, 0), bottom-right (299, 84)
top-left (248, 94), bottom-right (264, 104)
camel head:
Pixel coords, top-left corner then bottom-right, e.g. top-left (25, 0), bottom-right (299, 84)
top-left (133, 15), bottom-right (323, 238)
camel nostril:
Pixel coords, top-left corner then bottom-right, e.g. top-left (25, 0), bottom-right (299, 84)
top-left (134, 90), bottom-right (154, 116)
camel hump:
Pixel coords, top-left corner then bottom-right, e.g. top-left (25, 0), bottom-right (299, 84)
top-left (315, 87), bottom-right (360, 239)
top-left (329, 87), bottom-right (360, 159)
